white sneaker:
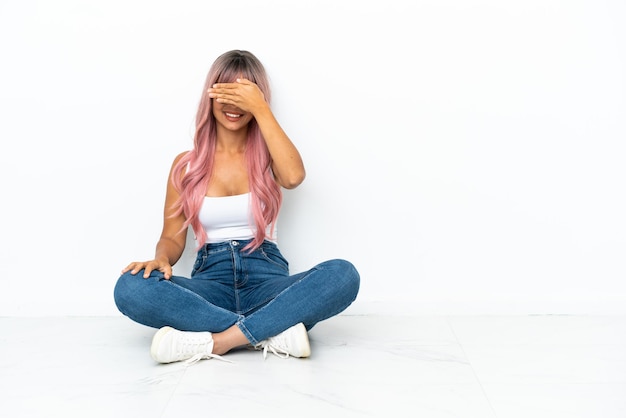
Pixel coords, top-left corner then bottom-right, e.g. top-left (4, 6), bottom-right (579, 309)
top-left (150, 326), bottom-right (231, 365)
top-left (255, 323), bottom-right (311, 359)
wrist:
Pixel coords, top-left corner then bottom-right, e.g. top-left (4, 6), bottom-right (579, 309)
top-left (252, 101), bottom-right (273, 120)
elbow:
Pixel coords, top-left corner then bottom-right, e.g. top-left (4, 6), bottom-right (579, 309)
top-left (280, 169), bottom-right (306, 189)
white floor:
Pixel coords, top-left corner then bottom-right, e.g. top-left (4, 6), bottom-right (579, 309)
top-left (1, 315), bottom-right (625, 418)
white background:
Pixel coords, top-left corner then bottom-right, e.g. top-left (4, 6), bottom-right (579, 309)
top-left (1, 0), bottom-right (624, 316)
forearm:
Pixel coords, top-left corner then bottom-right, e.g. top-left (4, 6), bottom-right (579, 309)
top-left (253, 105), bottom-right (305, 188)
top-left (154, 236), bottom-right (185, 266)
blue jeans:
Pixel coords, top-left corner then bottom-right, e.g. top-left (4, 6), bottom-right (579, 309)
top-left (113, 239), bottom-right (360, 345)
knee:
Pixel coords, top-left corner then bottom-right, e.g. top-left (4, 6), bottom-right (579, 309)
top-left (323, 259), bottom-right (360, 300)
top-left (113, 271), bottom-right (142, 314)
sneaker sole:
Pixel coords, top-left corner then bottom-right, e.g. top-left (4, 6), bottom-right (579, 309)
top-left (150, 326), bottom-right (174, 362)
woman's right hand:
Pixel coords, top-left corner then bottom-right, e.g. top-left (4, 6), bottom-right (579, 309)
top-left (120, 153), bottom-right (187, 282)
top-left (121, 259), bottom-right (173, 280)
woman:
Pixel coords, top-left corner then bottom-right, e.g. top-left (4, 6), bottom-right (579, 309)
top-left (113, 50), bottom-right (360, 364)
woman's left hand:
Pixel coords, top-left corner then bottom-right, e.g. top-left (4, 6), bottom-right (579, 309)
top-left (207, 78), bottom-right (267, 114)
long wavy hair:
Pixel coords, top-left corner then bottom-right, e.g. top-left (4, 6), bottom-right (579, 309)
top-left (170, 50), bottom-right (282, 252)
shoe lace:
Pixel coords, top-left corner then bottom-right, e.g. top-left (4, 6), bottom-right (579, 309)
top-left (174, 335), bottom-right (234, 366)
top-left (184, 352), bottom-right (233, 366)
top-left (256, 336), bottom-right (290, 360)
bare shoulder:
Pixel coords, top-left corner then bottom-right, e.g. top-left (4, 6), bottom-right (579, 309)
top-left (169, 150), bottom-right (192, 172)
top-left (166, 151), bottom-right (192, 186)
top-left (173, 150), bottom-right (191, 165)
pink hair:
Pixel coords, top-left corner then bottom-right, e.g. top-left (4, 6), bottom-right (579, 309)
top-left (170, 50), bottom-right (282, 252)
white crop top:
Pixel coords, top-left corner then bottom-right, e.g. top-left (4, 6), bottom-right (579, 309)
top-left (197, 193), bottom-right (277, 243)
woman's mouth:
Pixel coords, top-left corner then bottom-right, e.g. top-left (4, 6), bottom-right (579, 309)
top-left (225, 112), bottom-right (243, 121)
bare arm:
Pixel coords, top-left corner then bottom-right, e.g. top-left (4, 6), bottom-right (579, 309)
top-left (252, 101), bottom-right (306, 189)
top-left (208, 79), bottom-right (306, 189)
top-left (121, 152), bottom-right (188, 279)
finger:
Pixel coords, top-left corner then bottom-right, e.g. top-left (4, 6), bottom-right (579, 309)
top-left (163, 266), bottom-right (173, 280)
top-left (211, 82), bottom-right (239, 90)
top-left (207, 90), bottom-right (236, 103)
top-left (143, 265), bottom-right (153, 279)
top-left (210, 96), bottom-right (231, 105)
top-left (209, 89), bottom-right (240, 99)
top-left (123, 262), bottom-right (142, 275)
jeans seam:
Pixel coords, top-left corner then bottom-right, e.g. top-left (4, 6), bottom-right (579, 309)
top-left (236, 321), bottom-right (258, 345)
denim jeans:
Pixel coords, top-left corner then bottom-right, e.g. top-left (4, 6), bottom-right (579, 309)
top-left (113, 239), bottom-right (360, 345)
